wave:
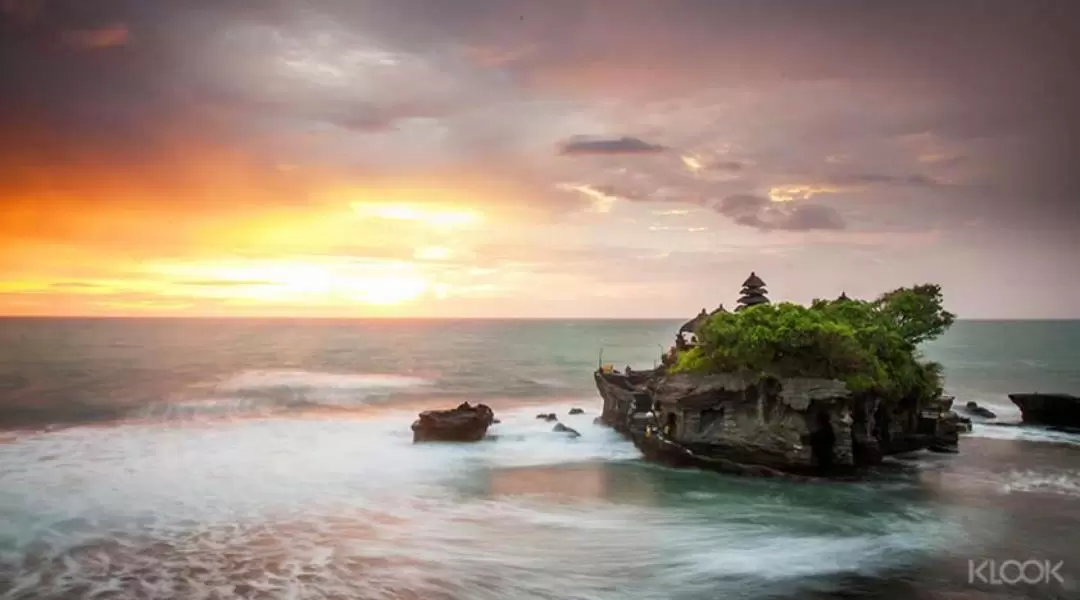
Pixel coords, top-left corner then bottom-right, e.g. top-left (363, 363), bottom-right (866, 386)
top-left (966, 423), bottom-right (1080, 447)
top-left (137, 369), bottom-right (436, 421)
top-left (942, 390), bottom-right (1021, 421)
top-left (0, 402), bottom-right (955, 600)
top-left (1000, 470), bottom-right (1080, 498)
top-left (210, 369), bottom-right (433, 393)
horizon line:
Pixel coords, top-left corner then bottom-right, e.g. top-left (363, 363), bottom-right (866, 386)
top-left (1, 315), bottom-right (1078, 322)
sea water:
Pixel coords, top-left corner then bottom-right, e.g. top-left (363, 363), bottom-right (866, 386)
top-left (1, 318), bottom-right (1078, 599)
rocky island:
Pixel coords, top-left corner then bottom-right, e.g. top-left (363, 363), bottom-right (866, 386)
top-left (594, 273), bottom-right (964, 478)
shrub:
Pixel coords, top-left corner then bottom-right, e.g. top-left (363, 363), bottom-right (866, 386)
top-left (669, 284), bottom-right (954, 402)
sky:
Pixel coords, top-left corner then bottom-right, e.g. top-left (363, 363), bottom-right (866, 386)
top-left (1, 0), bottom-right (1079, 318)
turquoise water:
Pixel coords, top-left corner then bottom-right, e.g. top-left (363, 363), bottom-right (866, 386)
top-left (0, 318), bottom-right (1078, 599)
top-left (922, 320), bottom-right (1080, 418)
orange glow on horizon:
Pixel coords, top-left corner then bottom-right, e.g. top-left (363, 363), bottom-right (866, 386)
top-left (0, 158), bottom-right (511, 315)
top-left (349, 202), bottom-right (484, 229)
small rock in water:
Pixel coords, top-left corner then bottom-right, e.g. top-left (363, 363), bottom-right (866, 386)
top-left (568, 408), bottom-right (585, 415)
top-left (492, 419), bottom-right (501, 424)
top-left (553, 423), bottom-right (581, 438)
top-left (411, 402), bottom-right (495, 443)
top-left (536, 413), bottom-right (558, 422)
top-left (963, 401), bottom-right (997, 419)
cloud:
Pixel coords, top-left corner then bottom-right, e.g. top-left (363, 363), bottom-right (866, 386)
top-left (827, 173), bottom-right (944, 187)
top-left (711, 161), bottom-right (744, 172)
top-left (917, 153), bottom-right (965, 167)
top-left (714, 194), bottom-right (845, 232)
top-left (681, 156), bottom-right (744, 173)
top-left (61, 24), bottom-right (129, 49)
top-left (555, 183), bottom-right (639, 213)
top-left (558, 135), bottom-right (666, 156)
top-left (177, 280), bottom-right (277, 287)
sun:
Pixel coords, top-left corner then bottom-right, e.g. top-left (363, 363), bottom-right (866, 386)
top-left (348, 274), bottom-right (428, 305)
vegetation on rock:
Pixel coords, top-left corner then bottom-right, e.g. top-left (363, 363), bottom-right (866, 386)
top-left (670, 284), bottom-right (955, 401)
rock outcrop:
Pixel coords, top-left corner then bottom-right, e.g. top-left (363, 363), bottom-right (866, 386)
top-left (962, 401), bottom-right (997, 419)
top-left (1009, 393), bottom-right (1080, 428)
top-left (536, 413), bottom-right (558, 422)
top-left (412, 402), bottom-right (495, 443)
top-left (553, 423), bottom-right (581, 437)
top-left (594, 369), bottom-right (656, 434)
top-left (648, 373), bottom-right (855, 474)
top-left (931, 411), bottom-right (970, 453)
top-left (569, 408), bottom-right (585, 415)
top-left (595, 369), bottom-right (958, 477)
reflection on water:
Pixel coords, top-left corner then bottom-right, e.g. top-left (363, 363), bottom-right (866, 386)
top-left (485, 464), bottom-right (626, 502)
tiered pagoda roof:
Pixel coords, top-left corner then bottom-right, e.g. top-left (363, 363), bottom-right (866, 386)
top-left (736, 272), bottom-right (770, 311)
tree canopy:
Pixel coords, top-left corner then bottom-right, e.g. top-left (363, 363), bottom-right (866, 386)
top-left (670, 284), bottom-right (955, 401)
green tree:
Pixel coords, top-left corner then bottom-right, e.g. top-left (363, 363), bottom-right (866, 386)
top-left (669, 283), bottom-right (955, 403)
top-left (873, 284), bottom-right (956, 346)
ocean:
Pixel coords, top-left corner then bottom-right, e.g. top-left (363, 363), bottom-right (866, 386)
top-left (0, 318), bottom-right (1078, 599)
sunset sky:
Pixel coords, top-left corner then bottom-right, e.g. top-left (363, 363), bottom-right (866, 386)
top-left (2, 0), bottom-right (1078, 318)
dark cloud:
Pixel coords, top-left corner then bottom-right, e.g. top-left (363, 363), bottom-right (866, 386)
top-left (827, 173), bottom-right (943, 187)
top-left (0, 0), bottom-right (1077, 235)
top-left (558, 136), bottom-right (666, 156)
top-left (715, 195), bottom-right (845, 232)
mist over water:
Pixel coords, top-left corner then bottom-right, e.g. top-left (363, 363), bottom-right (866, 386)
top-left (1, 319), bottom-right (1079, 599)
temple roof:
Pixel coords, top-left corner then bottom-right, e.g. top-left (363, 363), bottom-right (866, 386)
top-left (678, 308), bottom-right (709, 333)
top-left (738, 294), bottom-right (770, 305)
top-left (709, 303), bottom-right (727, 316)
top-left (837, 292), bottom-right (851, 301)
top-left (742, 271), bottom-right (766, 288)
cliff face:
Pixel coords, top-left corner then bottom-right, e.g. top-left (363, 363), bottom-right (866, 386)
top-left (650, 374), bottom-right (855, 473)
top-left (595, 369), bottom-right (955, 477)
top-left (594, 369), bottom-right (655, 434)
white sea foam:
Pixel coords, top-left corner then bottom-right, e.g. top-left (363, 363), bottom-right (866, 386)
top-left (0, 403), bottom-right (954, 599)
top-left (966, 423), bottom-right (1080, 446)
top-left (1001, 470), bottom-right (1080, 498)
top-left (212, 369), bottom-right (432, 393)
top-left (944, 391), bottom-right (1022, 422)
top-left (139, 370), bottom-right (438, 419)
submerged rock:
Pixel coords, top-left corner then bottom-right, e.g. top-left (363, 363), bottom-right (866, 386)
top-left (411, 402), bottom-right (495, 443)
top-left (1009, 393), bottom-right (1080, 428)
top-left (536, 413), bottom-right (558, 422)
top-left (962, 401), bottom-right (997, 419)
top-left (569, 408), bottom-right (585, 415)
top-left (553, 423), bottom-right (581, 438)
